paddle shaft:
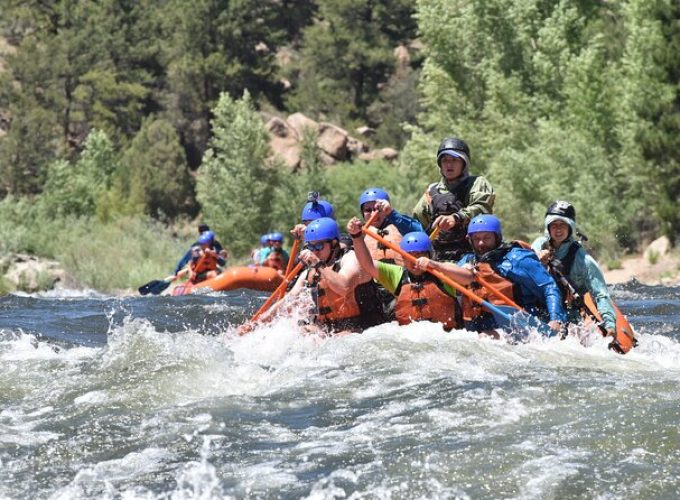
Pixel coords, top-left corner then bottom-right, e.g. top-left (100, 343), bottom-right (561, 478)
top-left (428, 223), bottom-right (520, 309)
top-left (250, 262), bottom-right (304, 322)
top-left (285, 238), bottom-right (300, 276)
top-left (361, 227), bottom-right (515, 322)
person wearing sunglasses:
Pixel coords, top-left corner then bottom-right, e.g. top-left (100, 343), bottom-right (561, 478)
top-left (348, 219), bottom-right (463, 332)
top-left (284, 217), bottom-right (387, 334)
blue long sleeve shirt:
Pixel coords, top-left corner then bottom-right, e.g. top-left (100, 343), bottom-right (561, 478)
top-left (458, 245), bottom-right (567, 325)
top-left (384, 209), bottom-right (424, 234)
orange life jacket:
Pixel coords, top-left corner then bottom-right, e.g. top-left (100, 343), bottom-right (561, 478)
top-left (365, 224), bottom-right (404, 265)
top-left (394, 275), bottom-right (461, 331)
top-left (462, 261), bottom-right (518, 322)
top-left (191, 250), bottom-right (219, 277)
top-left (307, 270), bottom-right (361, 324)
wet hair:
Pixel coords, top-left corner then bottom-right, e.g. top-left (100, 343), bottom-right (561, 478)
top-left (198, 223), bottom-right (210, 234)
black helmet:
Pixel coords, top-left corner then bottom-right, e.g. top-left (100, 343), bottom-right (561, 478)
top-left (546, 201), bottom-right (576, 221)
top-left (437, 137), bottom-right (470, 167)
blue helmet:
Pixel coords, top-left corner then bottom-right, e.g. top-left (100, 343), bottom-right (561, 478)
top-left (304, 217), bottom-right (340, 243)
top-left (358, 187), bottom-right (390, 211)
top-left (269, 232), bottom-right (284, 242)
top-left (318, 200), bottom-right (335, 219)
top-left (300, 201), bottom-right (329, 222)
top-left (400, 231), bottom-right (432, 253)
top-left (467, 215), bottom-right (502, 238)
top-left (260, 234), bottom-right (269, 245)
top-left (198, 230), bottom-right (215, 245)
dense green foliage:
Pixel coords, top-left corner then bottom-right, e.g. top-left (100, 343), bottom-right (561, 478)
top-left (0, 0), bottom-right (677, 292)
top-left (403, 0), bottom-right (678, 257)
top-left (287, 0), bottom-right (418, 131)
top-left (0, 197), bottom-right (186, 291)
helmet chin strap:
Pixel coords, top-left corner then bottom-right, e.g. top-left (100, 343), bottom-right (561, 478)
top-left (325, 240), bottom-right (341, 265)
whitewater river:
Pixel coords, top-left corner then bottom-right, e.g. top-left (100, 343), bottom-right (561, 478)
top-left (1, 281), bottom-right (678, 499)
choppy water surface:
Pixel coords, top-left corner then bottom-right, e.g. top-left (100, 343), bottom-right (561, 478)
top-left (1, 281), bottom-right (678, 499)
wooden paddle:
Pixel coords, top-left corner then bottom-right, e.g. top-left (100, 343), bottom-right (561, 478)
top-left (361, 227), bottom-right (554, 336)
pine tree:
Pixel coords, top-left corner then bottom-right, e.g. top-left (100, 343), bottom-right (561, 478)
top-left (196, 91), bottom-right (272, 257)
top-left (289, 0), bottom-right (417, 125)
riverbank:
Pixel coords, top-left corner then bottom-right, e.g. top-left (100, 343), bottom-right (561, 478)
top-left (604, 252), bottom-right (680, 286)
top-left (2, 240), bottom-right (678, 295)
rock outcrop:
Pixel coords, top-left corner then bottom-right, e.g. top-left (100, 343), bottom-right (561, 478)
top-left (2, 254), bottom-right (79, 293)
top-left (266, 113), bottom-right (397, 169)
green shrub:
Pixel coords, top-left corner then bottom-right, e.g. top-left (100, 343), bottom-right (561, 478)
top-left (0, 197), bottom-right (186, 292)
top-left (606, 259), bottom-right (622, 271)
top-left (647, 249), bottom-right (660, 265)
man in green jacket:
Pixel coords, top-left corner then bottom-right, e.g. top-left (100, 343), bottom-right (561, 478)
top-left (412, 137), bottom-right (495, 261)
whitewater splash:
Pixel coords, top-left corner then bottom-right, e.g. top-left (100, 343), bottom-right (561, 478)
top-left (1, 284), bottom-right (679, 499)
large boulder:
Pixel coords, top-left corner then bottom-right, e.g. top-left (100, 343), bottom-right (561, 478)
top-left (643, 236), bottom-right (671, 261)
top-left (265, 116), bottom-right (297, 139)
top-left (269, 136), bottom-right (301, 169)
top-left (358, 148), bottom-right (399, 162)
top-left (287, 113), bottom-right (319, 138)
top-left (265, 116), bottom-right (302, 168)
top-left (317, 122), bottom-right (349, 160)
top-left (347, 136), bottom-right (368, 157)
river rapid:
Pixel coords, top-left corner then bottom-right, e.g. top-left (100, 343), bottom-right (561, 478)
top-left (1, 281), bottom-right (678, 499)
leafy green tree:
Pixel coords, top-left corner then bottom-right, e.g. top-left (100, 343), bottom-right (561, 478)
top-left (121, 116), bottom-right (192, 219)
top-left (40, 129), bottom-right (119, 218)
top-left (196, 91), bottom-right (272, 257)
top-left (404, 0), bottom-right (678, 254)
top-left (0, 0), bottom-right (158, 195)
top-left (161, 0), bottom-right (287, 168)
top-left (642, 1), bottom-right (680, 243)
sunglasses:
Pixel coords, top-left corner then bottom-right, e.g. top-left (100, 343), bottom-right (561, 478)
top-left (362, 205), bottom-right (379, 213)
top-left (305, 241), bottom-right (328, 251)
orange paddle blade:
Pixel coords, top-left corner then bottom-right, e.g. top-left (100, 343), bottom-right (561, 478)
top-left (584, 292), bottom-right (636, 354)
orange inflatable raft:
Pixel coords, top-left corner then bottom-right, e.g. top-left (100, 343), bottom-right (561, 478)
top-left (170, 266), bottom-right (284, 296)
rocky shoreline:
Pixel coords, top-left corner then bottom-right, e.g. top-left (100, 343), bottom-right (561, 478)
top-left (1, 253), bottom-right (81, 294)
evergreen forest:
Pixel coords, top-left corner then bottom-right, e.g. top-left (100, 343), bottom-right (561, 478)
top-left (0, 0), bottom-right (678, 291)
